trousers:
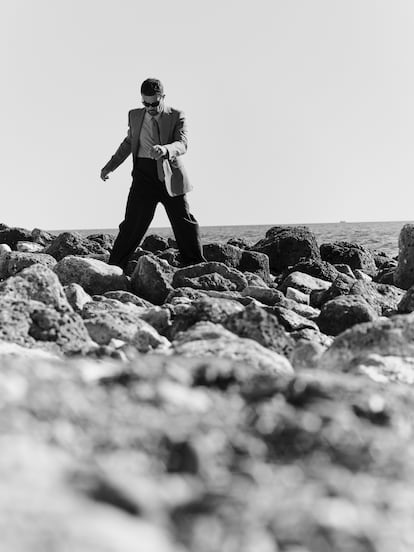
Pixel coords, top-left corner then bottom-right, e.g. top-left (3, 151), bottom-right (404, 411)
top-left (108, 158), bottom-right (205, 270)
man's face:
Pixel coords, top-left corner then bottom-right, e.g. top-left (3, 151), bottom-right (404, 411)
top-left (141, 94), bottom-right (165, 117)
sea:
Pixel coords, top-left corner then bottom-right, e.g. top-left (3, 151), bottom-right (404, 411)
top-left (66, 220), bottom-right (414, 259)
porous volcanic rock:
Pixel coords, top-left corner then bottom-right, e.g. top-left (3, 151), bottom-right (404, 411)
top-left (271, 306), bottom-right (320, 333)
top-left (31, 227), bottom-right (56, 246)
top-left (279, 271), bottom-right (331, 294)
top-left (227, 237), bottom-right (252, 249)
top-left (0, 227), bottom-right (33, 249)
top-left (320, 241), bottom-right (377, 277)
top-left (142, 234), bottom-right (170, 253)
top-left (44, 232), bottom-right (108, 261)
top-left (15, 241), bottom-right (44, 253)
top-left (202, 243), bottom-right (243, 268)
top-left (251, 225), bottom-right (321, 273)
top-left (284, 259), bottom-right (340, 283)
top-left (398, 286), bottom-right (414, 314)
top-left (86, 233), bottom-right (115, 251)
top-left (55, 256), bottom-right (129, 295)
top-left (172, 262), bottom-right (248, 292)
top-left (64, 283), bottom-right (92, 313)
top-left (317, 295), bottom-right (378, 336)
top-left (238, 250), bottom-right (271, 282)
top-left (394, 223), bottom-right (414, 289)
top-left (103, 290), bottom-right (153, 308)
top-left (1, 251), bottom-right (56, 279)
top-left (130, 255), bottom-right (175, 305)
top-left (241, 285), bottom-right (284, 306)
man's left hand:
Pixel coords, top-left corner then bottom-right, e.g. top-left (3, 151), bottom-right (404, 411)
top-left (150, 145), bottom-right (167, 160)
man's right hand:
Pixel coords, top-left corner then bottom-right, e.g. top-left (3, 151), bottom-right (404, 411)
top-left (100, 168), bottom-right (110, 181)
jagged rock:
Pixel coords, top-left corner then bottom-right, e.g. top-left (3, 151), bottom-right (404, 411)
top-left (130, 255), bottom-right (174, 305)
top-left (279, 271), bottom-right (331, 294)
top-left (372, 250), bottom-right (397, 270)
top-left (1, 251), bottom-right (56, 279)
top-left (238, 250), bottom-right (271, 282)
top-left (317, 295), bottom-right (378, 336)
top-left (86, 233), bottom-right (115, 251)
top-left (172, 262), bottom-right (247, 292)
top-left (286, 287), bottom-right (310, 305)
top-left (103, 290), bottom-right (153, 308)
top-left (169, 296), bottom-right (244, 339)
top-left (142, 234), bottom-right (170, 253)
top-left (157, 248), bottom-right (181, 267)
top-left (290, 340), bottom-right (327, 370)
top-left (223, 302), bottom-right (294, 356)
top-left (202, 243), bottom-right (243, 268)
top-left (55, 256), bottom-right (129, 295)
top-left (334, 264), bottom-right (355, 278)
top-left (354, 269), bottom-right (372, 282)
top-left (284, 259), bottom-right (340, 283)
top-left (319, 313), bottom-right (414, 378)
top-left (64, 283), bottom-right (92, 313)
top-left (394, 224), bottom-right (414, 289)
top-left (251, 226), bottom-right (321, 273)
top-left (243, 272), bottom-right (269, 287)
top-left (44, 232), bottom-right (108, 261)
top-left (241, 285), bottom-right (284, 306)
top-left (271, 306), bottom-right (320, 333)
top-left (375, 268), bottom-right (395, 285)
top-left (397, 286), bottom-right (414, 314)
top-left (16, 241), bottom-right (44, 253)
top-left (0, 227), bottom-right (33, 249)
top-left (227, 237), bottom-right (252, 249)
top-left (320, 242), bottom-right (377, 277)
top-left (31, 227), bottom-right (56, 246)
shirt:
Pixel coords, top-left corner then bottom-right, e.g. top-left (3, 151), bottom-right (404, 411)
top-left (137, 111), bottom-right (162, 159)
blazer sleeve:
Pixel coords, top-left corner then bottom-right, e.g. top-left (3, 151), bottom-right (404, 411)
top-left (102, 111), bottom-right (132, 173)
top-left (164, 110), bottom-right (188, 161)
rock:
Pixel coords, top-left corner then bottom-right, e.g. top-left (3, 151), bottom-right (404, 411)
top-left (64, 283), bottom-right (92, 312)
top-left (290, 340), bottom-right (327, 370)
top-left (334, 264), bottom-right (355, 278)
top-left (31, 227), bottom-right (56, 246)
top-left (397, 286), bottom-right (414, 314)
top-left (251, 225), bottom-right (321, 273)
top-left (238, 250), bottom-right (271, 282)
top-left (285, 259), bottom-right (340, 283)
top-left (271, 306), bottom-right (320, 333)
top-left (2, 251), bottom-right (57, 279)
top-left (130, 255), bottom-right (174, 305)
top-left (169, 296), bottom-right (244, 338)
top-left (223, 302), bottom-right (294, 356)
top-left (241, 285), bottom-right (284, 306)
top-left (319, 313), bottom-right (414, 378)
top-left (44, 232), bottom-right (108, 261)
top-left (0, 243), bottom-right (12, 255)
top-left (243, 272), bottom-right (269, 287)
top-left (16, 241), bottom-right (44, 253)
top-left (158, 248), bottom-right (181, 267)
top-left (372, 250), bottom-right (397, 270)
top-left (394, 224), bottom-right (414, 289)
top-left (0, 227), bottom-right (33, 249)
top-left (227, 237), bottom-right (252, 249)
top-left (354, 269), bottom-right (372, 282)
top-left (55, 256), bottom-right (129, 295)
top-left (375, 268), bottom-right (396, 285)
top-left (279, 271), bottom-right (331, 294)
top-left (86, 233), bottom-right (115, 251)
top-left (320, 241), bottom-right (377, 277)
top-left (202, 243), bottom-right (243, 268)
top-left (142, 234), bottom-right (170, 253)
top-left (317, 295), bottom-right (378, 336)
top-left (172, 262), bottom-right (247, 292)
top-left (103, 290), bottom-right (153, 308)
top-left (286, 287), bottom-right (310, 305)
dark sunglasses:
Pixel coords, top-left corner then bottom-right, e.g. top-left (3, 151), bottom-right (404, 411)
top-left (142, 100), bottom-right (161, 107)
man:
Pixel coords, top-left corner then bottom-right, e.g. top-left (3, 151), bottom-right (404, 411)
top-left (100, 78), bottom-right (205, 270)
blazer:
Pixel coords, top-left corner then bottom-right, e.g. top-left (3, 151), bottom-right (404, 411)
top-left (103, 106), bottom-right (192, 197)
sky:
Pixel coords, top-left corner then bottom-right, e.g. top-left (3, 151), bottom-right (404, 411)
top-left (2, 0), bottom-right (414, 231)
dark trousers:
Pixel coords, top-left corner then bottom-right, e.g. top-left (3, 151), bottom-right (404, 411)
top-left (108, 158), bottom-right (205, 270)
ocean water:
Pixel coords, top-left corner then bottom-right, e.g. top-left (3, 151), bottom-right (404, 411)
top-left (70, 220), bottom-right (414, 259)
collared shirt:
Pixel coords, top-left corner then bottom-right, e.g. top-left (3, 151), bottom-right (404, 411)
top-left (137, 111), bottom-right (162, 158)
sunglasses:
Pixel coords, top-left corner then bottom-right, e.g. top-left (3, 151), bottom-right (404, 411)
top-left (142, 100), bottom-right (161, 107)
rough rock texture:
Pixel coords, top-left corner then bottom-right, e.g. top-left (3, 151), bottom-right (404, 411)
top-left (271, 305), bottom-right (320, 333)
top-left (31, 227), bottom-right (56, 246)
top-left (86, 233), bottom-right (115, 251)
top-left (252, 225), bottom-right (321, 273)
top-left (241, 285), bottom-right (284, 306)
top-left (172, 262), bottom-right (248, 292)
top-left (238, 250), bottom-right (271, 282)
top-left (317, 295), bottom-right (378, 336)
top-left (44, 232), bottom-right (108, 261)
top-left (202, 243), bottom-right (243, 268)
top-left (394, 223), bottom-right (414, 289)
top-left (142, 234), bottom-right (170, 253)
top-left (64, 283), bottom-right (92, 313)
top-left (103, 290), bottom-right (153, 308)
top-left (284, 259), bottom-right (340, 282)
top-left (279, 271), bottom-right (332, 294)
top-left (130, 255), bottom-right (175, 305)
top-left (320, 241), bottom-right (377, 277)
top-left (55, 256), bottom-right (129, 295)
top-left (16, 241), bottom-right (44, 253)
top-left (1, 251), bottom-right (56, 279)
top-left (0, 226), bottom-right (33, 248)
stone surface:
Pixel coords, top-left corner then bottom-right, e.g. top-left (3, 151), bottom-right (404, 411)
top-left (272, 305), bottom-right (320, 333)
top-left (398, 286), bottom-right (414, 313)
top-left (320, 241), bottom-right (377, 277)
top-left (142, 234), bottom-right (170, 253)
top-left (44, 232), bottom-right (108, 261)
top-left (16, 241), bottom-right (44, 253)
top-left (279, 271), bottom-right (331, 294)
top-left (0, 227), bottom-right (33, 249)
top-left (317, 295), bottom-right (378, 336)
top-left (238, 250), bottom-right (271, 282)
top-left (202, 243), bottom-right (243, 268)
top-left (103, 290), bottom-right (153, 308)
top-left (172, 262), bottom-right (248, 292)
top-left (394, 223), bottom-right (414, 289)
top-left (241, 285), bottom-right (284, 306)
top-left (286, 287), bottom-right (310, 304)
top-left (64, 283), bottom-right (92, 313)
top-left (55, 256), bottom-right (129, 295)
top-left (252, 225), bottom-right (321, 273)
top-left (285, 259), bottom-right (340, 283)
top-left (334, 263), bottom-right (356, 278)
top-left (1, 251), bottom-right (57, 279)
top-left (130, 255), bottom-right (174, 305)
top-left (86, 233), bottom-right (115, 251)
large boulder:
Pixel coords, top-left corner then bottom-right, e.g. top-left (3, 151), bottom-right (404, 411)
top-left (251, 226), bottom-right (321, 273)
top-left (172, 262), bottom-right (247, 292)
top-left (44, 232), bottom-right (108, 261)
top-left (202, 243), bottom-right (243, 268)
top-left (317, 295), bottom-right (378, 336)
top-left (55, 256), bottom-right (129, 295)
top-left (130, 255), bottom-right (175, 305)
top-left (394, 224), bottom-right (414, 289)
top-left (0, 251), bottom-right (57, 279)
top-left (320, 242), bottom-right (377, 277)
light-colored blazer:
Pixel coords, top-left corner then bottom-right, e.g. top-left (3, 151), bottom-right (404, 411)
top-left (103, 106), bottom-right (192, 196)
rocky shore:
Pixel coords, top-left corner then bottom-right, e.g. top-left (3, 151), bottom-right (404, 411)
top-left (2, 222), bottom-right (414, 550)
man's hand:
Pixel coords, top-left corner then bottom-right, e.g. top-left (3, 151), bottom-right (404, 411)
top-left (100, 168), bottom-right (110, 181)
top-left (150, 145), bottom-right (167, 160)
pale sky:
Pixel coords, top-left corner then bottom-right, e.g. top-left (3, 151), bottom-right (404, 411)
top-left (2, 0), bottom-right (414, 231)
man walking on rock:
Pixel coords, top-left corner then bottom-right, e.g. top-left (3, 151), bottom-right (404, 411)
top-left (101, 78), bottom-right (206, 270)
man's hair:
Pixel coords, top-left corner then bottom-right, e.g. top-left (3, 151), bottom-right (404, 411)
top-left (141, 78), bottom-right (164, 96)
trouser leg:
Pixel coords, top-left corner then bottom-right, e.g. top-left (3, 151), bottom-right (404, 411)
top-left (162, 192), bottom-right (205, 264)
top-left (109, 174), bottom-right (158, 270)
